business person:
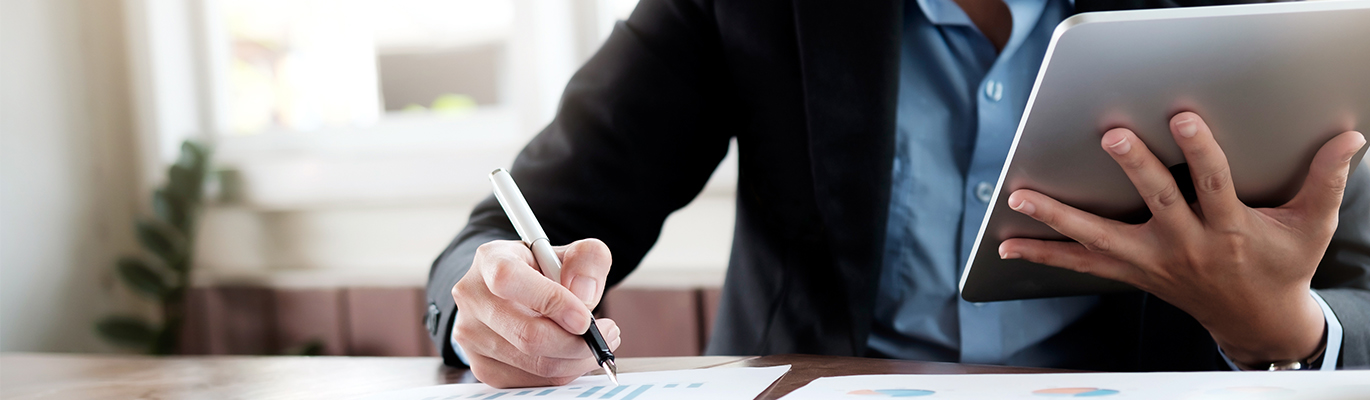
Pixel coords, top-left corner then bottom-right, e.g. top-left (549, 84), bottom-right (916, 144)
top-left (424, 0), bottom-right (1370, 387)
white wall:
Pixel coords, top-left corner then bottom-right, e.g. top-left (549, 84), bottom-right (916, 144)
top-left (1, 0), bottom-right (142, 352)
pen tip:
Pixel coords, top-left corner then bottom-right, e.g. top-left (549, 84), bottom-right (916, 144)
top-left (603, 359), bottom-right (619, 386)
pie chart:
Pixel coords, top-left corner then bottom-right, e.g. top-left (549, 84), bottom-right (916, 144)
top-left (847, 389), bottom-right (937, 397)
top-left (1032, 387), bottom-right (1121, 397)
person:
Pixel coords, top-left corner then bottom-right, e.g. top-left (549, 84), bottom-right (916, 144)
top-left (423, 0), bottom-right (1370, 388)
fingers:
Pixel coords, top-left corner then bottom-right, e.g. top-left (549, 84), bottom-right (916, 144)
top-left (1008, 189), bottom-right (1133, 257)
top-left (554, 239), bottom-right (613, 309)
top-left (1168, 112), bottom-right (1244, 227)
top-left (455, 312), bottom-right (620, 384)
top-left (466, 352), bottom-right (581, 389)
top-left (477, 241), bottom-right (593, 335)
top-left (999, 239), bottom-right (1142, 286)
top-left (1287, 130), bottom-right (1367, 224)
top-left (465, 285), bottom-right (603, 358)
top-left (1100, 128), bottom-right (1194, 225)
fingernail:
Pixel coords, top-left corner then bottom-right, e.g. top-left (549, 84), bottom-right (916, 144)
top-left (998, 243), bottom-right (1020, 259)
top-left (558, 310), bottom-right (589, 334)
top-left (1010, 197), bottom-right (1036, 216)
top-left (1348, 134), bottom-right (1366, 163)
top-left (1107, 136), bottom-right (1131, 155)
top-left (571, 277), bottom-right (597, 305)
top-left (1176, 117), bottom-right (1198, 138)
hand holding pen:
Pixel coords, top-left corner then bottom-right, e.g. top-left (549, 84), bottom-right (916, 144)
top-left (447, 169), bottom-right (622, 388)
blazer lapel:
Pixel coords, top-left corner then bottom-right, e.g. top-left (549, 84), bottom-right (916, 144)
top-left (792, 0), bottom-right (903, 355)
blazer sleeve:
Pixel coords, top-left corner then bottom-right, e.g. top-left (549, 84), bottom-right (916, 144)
top-left (1312, 161), bottom-right (1370, 368)
top-left (424, 0), bottom-right (739, 366)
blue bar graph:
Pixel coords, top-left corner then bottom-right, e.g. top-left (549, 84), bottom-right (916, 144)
top-left (576, 386), bottom-right (604, 398)
top-left (619, 385), bottom-right (653, 400)
top-left (598, 385), bottom-right (628, 399)
top-left (457, 381), bottom-right (706, 400)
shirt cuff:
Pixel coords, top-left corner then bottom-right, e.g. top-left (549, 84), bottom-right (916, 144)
top-left (1219, 289), bottom-right (1342, 371)
top-left (452, 310), bottom-right (474, 367)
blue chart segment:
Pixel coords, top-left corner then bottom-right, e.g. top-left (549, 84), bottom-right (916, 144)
top-left (462, 382), bottom-right (707, 400)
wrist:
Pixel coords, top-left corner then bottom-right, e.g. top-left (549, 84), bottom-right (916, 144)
top-left (1211, 290), bottom-right (1325, 366)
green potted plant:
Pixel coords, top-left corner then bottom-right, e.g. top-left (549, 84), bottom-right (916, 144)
top-left (96, 141), bottom-right (209, 355)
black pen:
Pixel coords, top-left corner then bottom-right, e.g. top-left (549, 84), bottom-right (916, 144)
top-left (489, 168), bottom-right (619, 386)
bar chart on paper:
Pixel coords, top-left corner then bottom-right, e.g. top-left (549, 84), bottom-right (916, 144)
top-left (360, 365), bottom-right (790, 400)
top-left (446, 382), bottom-right (708, 400)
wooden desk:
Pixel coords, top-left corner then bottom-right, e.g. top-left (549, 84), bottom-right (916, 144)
top-left (0, 353), bottom-right (1063, 399)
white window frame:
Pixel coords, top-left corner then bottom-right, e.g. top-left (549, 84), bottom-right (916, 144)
top-left (123, 0), bottom-right (627, 209)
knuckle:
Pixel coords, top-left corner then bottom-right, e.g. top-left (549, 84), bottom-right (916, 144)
top-left (531, 289), bottom-right (563, 316)
top-left (1327, 173), bottom-right (1349, 193)
top-left (1073, 262), bottom-right (1093, 275)
top-left (1122, 155), bottom-right (1148, 171)
top-left (511, 322), bottom-right (551, 354)
top-left (452, 317), bottom-right (475, 344)
top-left (474, 241), bottom-right (503, 261)
top-left (1185, 145), bottom-right (1214, 161)
top-left (1035, 205), bottom-right (1057, 225)
top-left (530, 356), bottom-right (565, 377)
top-left (1147, 185), bottom-right (1183, 209)
top-left (484, 261), bottom-right (517, 295)
top-left (1197, 169), bottom-right (1231, 194)
top-left (1082, 235), bottom-right (1112, 253)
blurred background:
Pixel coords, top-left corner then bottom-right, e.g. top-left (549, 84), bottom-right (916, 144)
top-left (1, 0), bottom-right (735, 357)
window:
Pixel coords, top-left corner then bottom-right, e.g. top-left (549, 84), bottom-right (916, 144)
top-left (122, 0), bottom-right (645, 207)
top-left (125, 0), bottom-right (733, 285)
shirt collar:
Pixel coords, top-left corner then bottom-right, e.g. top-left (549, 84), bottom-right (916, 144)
top-left (914, 0), bottom-right (1074, 27)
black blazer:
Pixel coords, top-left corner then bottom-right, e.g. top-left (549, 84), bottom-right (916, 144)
top-left (427, 0), bottom-right (1370, 370)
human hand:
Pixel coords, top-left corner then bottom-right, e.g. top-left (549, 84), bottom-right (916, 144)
top-left (999, 112), bottom-right (1366, 366)
top-left (451, 238), bottom-right (620, 388)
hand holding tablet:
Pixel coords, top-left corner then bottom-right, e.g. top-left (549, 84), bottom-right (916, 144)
top-left (1000, 111), bottom-right (1363, 367)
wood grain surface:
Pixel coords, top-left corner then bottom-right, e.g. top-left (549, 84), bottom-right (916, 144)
top-left (0, 353), bottom-right (1064, 400)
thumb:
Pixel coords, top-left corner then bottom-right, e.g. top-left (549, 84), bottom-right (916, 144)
top-left (1288, 131), bottom-right (1366, 220)
top-left (554, 238), bottom-right (613, 309)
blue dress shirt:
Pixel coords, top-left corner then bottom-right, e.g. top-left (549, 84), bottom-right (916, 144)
top-left (870, 0), bottom-right (1342, 369)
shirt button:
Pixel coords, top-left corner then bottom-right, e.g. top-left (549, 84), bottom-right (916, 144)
top-left (975, 181), bottom-right (995, 203)
top-left (984, 80), bottom-right (1003, 102)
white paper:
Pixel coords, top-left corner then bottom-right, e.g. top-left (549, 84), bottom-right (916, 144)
top-left (780, 370), bottom-right (1370, 400)
top-left (361, 365), bottom-right (790, 400)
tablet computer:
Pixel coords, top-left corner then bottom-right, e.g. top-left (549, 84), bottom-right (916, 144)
top-left (958, 0), bottom-right (1370, 302)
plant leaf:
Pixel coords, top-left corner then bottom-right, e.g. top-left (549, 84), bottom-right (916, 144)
top-left (96, 316), bottom-right (157, 349)
top-left (152, 189), bottom-right (189, 233)
top-left (136, 219), bottom-right (185, 267)
top-left (179, 141), bottom-right (208, 172)
top-left (116, 257), bottom-right (168, 299)
top-left (168, 164), bottom-right (203, 204)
